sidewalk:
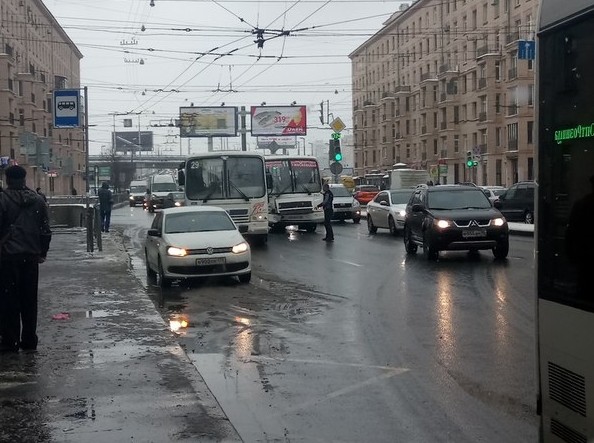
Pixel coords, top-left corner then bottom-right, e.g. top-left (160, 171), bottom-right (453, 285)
top-left (0, 229), bottom-right (241, 443)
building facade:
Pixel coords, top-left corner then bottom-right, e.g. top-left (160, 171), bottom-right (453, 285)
top-left (350, 0), bottom-right (537, 187)
top-left (0, 0), bottom-right (83, 195)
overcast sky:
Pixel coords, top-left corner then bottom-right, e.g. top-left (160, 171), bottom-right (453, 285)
top-left (43, 0), bottom-right (401, 155)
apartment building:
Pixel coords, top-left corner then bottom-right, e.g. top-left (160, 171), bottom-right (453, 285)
top-left (349, 0), bottom-right (538, 187)
top-left (0, 0), bottom-right (83, 195)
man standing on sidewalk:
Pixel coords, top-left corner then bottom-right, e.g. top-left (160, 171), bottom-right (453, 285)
top-left (98, 182), bottom-right (113, 233)
top-left (0, 165), bottom-right (51, 352)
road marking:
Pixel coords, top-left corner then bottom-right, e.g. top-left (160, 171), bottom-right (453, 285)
top-left (332, 259), bottom-right (362, 267)
top-left (248, 355), bottom-right (405, 371)
top-left (273, 369), bottom-right (408, 416)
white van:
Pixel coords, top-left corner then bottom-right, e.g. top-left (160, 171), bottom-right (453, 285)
top-left (146, 174), bottom-right (178, 212)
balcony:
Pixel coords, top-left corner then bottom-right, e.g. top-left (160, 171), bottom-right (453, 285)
top-left (506, 105), bottom-right (518, 116)
top-left (420, 72), bottom-right (435, 82)
top-left (439, 64), bottom-right (450, 73)
top-left (506, 32), bottom-right (520, 45)
top-left (508, 139), bottom-right (518, 150)
top-left (394, 85), bottom-right (411, 93)
top-left (508, 68), bottom-right (517, 80)
top-left (478, 112), bottom-right (487, 122)
top-left (395, 133), bottom-right (402, 139)
top-left (479, 144), bottom-right (487, 154)
top-left (363, 100), bottom-right (375, 107)
top-left (478, 77), bottom-right (487, 89)
top-left (382, 92), bottom-right (395, 99)
top-left (476, 46), bottom-right (489, 58)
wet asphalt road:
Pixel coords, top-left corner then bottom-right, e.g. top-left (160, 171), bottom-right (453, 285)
top-left (115, 205), bottom-right (538, 442)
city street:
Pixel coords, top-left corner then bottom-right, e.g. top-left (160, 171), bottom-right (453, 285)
top-left (117, 205), bottom-right (538, 442)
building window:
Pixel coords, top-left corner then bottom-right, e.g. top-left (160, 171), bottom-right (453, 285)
top-left (496, 159), bottom-right (502, 186)
top-left (527, 121), bottom-right (534, 144)
top-left (528, 157), bottom-right (534, 180)
top-left (495, 61), bottom-right (501, 81)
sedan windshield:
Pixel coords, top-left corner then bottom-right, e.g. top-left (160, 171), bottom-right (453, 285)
top-left (427, 190), bottom-right (492, 210)
top-left (390, 190), bottom-right (413, 204)
top-left (165, 211), bottom-right (236, 233)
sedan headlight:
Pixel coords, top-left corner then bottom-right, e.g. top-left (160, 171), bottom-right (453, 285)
top-left (129, 196), bottom-right (134, 200)
top-left (174, 201), bottom-right (182, 207)
top-left (398, 210), bottom-right (406, 217)
top-left (435, 219), bottom-right (451, 229)
top-left (232, 242), bottom-right (249, 254)
top-left (352, 199), bottom-right (360, 208)
top-left (492, 217), bottom-right (506, 227)
top-left (167, 246), bottom-right (188, 257)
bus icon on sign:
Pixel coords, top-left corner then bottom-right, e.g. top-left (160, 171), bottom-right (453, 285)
top-left (57, 101), bottom-right (76, 110)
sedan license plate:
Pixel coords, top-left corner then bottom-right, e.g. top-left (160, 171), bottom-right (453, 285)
top-left (196, 257), bottom-right (226, 266)
top-left (462, 229), bottom-right (487, 238)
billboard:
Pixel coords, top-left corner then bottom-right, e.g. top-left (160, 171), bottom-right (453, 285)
top-left (113, 131), bottom-right (154, 152)
top-left (179, 107), bottom-right (238, 137)
top-left (251, 106), bottom-right (307, 136)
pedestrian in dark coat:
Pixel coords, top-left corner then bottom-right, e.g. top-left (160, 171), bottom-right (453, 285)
top-left (0, 165), bottom-right (52, 352)
top-left (316, 183), bottom-right (334, 241)
top-left (97, 182), bottom-right (113, 232)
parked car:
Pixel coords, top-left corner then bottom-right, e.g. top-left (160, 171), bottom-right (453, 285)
top-left (480, 186), bottom-right (508, 203)
top-left (353, 185), bottom-right (380, 205)
top-left (145, 206), bottom-right (251, 287)
top-left (329, 184), bottom-right (361, 223)
top-left (496, 181), bottom-right (536, 224)
top-left (366, 189), bottom-right (414, 235)
top-left (403, 184), bottom-right (509, 260)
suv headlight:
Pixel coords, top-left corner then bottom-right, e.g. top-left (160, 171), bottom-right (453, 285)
top-left (492, 217), bottom-right (506, 227)
top-left (435, 219), bottom-right (451, 229)
top-left (352, 199), bottom-right (360, 208)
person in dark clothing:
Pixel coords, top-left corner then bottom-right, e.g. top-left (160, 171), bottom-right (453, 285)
top-left (316, 183), bottom-right (334, 241)
top-left (97, 182), bottom-right (113, 232)
top-left (0, 165), bottom-right (52, 352)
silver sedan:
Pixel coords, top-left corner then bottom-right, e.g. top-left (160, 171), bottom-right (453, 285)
top-left (366, 189), bottom-right (414, 235)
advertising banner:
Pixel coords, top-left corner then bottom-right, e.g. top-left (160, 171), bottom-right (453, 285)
top-left (251, 106), bottom-right (307, 136)
top-left (179, 107), bottom-right (238, 137)
top-left (113, 131), bottom-right (154, 152)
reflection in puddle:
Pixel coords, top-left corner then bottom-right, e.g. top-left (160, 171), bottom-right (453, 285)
top-left (234, 316), bottom-right (253, 359)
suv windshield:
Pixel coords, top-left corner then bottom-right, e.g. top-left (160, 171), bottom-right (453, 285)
top-left (331, 186), bottom-right (352, 197)
top-left (427, 189), bottom-right (492, 210)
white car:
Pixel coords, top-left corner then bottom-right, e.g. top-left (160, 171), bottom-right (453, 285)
top-left (480, 186), bottom-right (507, 203)
top-left (145, 206), bottom-right (251, 287)
top-left (366, 189), bottom-right (414, 235)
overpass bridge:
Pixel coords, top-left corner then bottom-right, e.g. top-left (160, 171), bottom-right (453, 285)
top-left (88, 154), bottom-right (187, 188)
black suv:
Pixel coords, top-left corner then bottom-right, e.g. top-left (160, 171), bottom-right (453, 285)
top-left (496, 181), bottom-right (535, 224)
top-left (403, 185), bottom-right (509, 260)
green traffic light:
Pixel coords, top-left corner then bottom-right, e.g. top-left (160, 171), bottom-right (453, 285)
top-left (466, 160), bottom-right (474, 167)
top-left (334, 153), bottom-right (343, 161)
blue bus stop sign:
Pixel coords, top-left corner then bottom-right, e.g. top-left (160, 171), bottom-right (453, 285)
top-left (53, 89), bottom-right (80, 128)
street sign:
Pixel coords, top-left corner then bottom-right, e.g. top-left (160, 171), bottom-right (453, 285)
top-left (53, 89), bottom-right (80, 128)
top-left (330, 117), bottom-right (346, 133)
top-left (518, 40), bottom-right (536, 60)
top-left (329, 161), bottom-right (343, 175)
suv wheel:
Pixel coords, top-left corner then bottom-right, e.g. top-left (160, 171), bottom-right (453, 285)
top-left (493, 240), bottom-right (509, 259)
top-left (367, 215), bottom-right (378, 234)
top-left (423, 235), bottom-right (438, 261)
top-left (524, 211), bottom-right (534, 224)
top-left (404, 226), bottom-right (417, 254)
top-left (353, 216), bottom-right (361, 224)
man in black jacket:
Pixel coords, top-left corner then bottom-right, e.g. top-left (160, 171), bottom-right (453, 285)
top-left (316, 183), bottom-right (334, 242)
top-left (0, 165), bottom-right (51, 352)
top-left (97, 182), bottom-right (113, 232)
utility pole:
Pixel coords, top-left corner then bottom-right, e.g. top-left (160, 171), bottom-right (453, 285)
top-left (240, 106), bottom-right (247, 151)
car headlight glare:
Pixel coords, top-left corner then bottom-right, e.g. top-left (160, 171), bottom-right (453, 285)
top-left (167, 246), bottom-right (187, 257)
top-left (174, 201), bottom-right (181, 207)
top-left (435, 219), bottom-right (451, 229)
top-left (129, 196), bottom-right (134, 200)
top-left (232, 242), bottom-right (249, 254)
top-left (492, 217), bottom-right (505, 226)
top-left (399, 210), bottom-right (406, 217)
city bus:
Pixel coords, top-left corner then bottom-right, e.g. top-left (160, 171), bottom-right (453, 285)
top-left (537, 1), bottom-right (594, 440)
top-left (177, 151), bottom-right (269, 245)
top-left (265, 155), bottom-right (323, 232)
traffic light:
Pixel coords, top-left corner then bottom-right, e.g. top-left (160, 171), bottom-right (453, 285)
top-left (319, 101), bottom-right (324, 125)
top-left (466, 150), bottom-right (474, 168)
top-left (333, 139), bottom-right (343, 162)
top-left (328, 139), bottom-right (335, 163)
